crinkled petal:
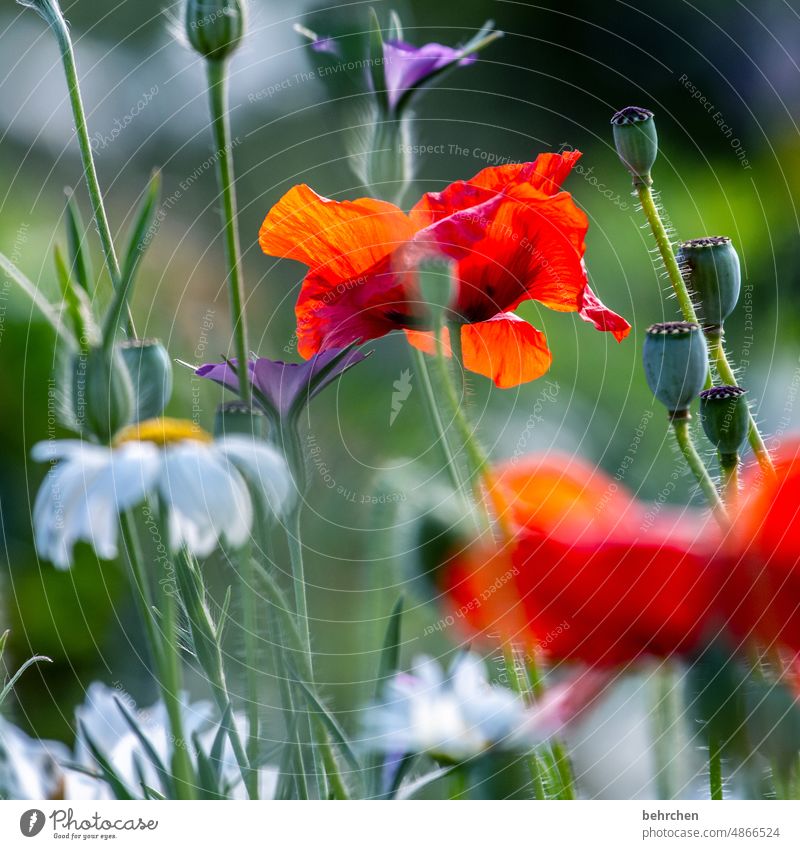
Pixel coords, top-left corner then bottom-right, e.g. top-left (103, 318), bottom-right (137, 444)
top-left (405, 312), bottom-right (552, 388)
top-left (258, 184), bottom-right (416, 284)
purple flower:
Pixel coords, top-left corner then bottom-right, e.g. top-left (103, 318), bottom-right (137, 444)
top-left (196, 346), bottom-right (367, 422)
top-left (382, 40), bottom-right (476, 109)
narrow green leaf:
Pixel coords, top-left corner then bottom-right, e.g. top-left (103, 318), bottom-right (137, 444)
top-left (53, 245), bottom-right (97, 349)
top-left (387, 10), bottom-right (403, 41)
top-left (376, 595), bottom-right (403, 696)
top-left (78, 722), bottom-right (134, 799)
top-left (141, 783), bottom-right (166, 800)
top-left (102, 170), bottom-right (161, 348)
top-left (0, 630), bottom-right (8, 661)
top-left (0, 655), bottom-right (51, 707)
top-left (396, 764), bottom-right (456, 799)
top-left (367, 8), bottom-right (388, 113)
top-left (64, 188), bottom-right (93, 292)
top-left (287, 669), bottom-right (362, 777)
top-left (0, 252), bottom-right (74, 346)
top-left (113, 696), bottom-right (174, 798)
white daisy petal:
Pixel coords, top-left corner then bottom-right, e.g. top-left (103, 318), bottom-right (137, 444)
top-left (217, 436), bottom-right (292, 518)
top-left (159, 442), bottom-right (252, 556)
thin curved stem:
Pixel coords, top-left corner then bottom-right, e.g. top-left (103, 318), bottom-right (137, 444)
top-left (46, 8), bottom-right (120, 285)
top-left (708, 734), bottom-right (724, 800)
top-left (206, 58), bottom-right (251, 407)
top-left (671, 418), bottom-right (729, 530)
top-left (410, 346), bottom-right (469, 499)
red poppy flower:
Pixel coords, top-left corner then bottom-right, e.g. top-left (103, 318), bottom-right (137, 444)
top-left (438, 455), bottom-right (720, 666)
top-left (720, 439), bottom-right (800, 655)
top-left (259, 152), bottom-right (630, 388)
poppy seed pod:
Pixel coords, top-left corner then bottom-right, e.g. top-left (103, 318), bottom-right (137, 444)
top-left (118, 338), bottom-right (173, 422)
top-left (185, 0), bottom-right (245, 62)
top-left (214, 400), bottom-right (267, 439)
top-left (611, 106), bottom-right (658, 184)
top-left (678, 236), bottom-right (741, 330)
top-left (643, 322), bottom-right (708, 415)
top-left (71, 346), bottom-right (134, 442)
top-left (699, 386), bottom-right (749, 456)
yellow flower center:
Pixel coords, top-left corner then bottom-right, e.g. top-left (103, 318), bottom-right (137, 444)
top-left (113, 417), bottom-right (213, 447)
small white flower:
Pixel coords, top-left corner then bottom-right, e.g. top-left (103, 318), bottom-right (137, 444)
top-left (0, 716), bottom-right (69, 799)
top-left (66, 683), bottom-right (277, 800)
top-left (32, 417), bottom-right (292, 569)
top-left (363, 653), bottom-right (547, 762)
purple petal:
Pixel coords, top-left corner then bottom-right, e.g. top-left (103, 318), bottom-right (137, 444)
top-left (195, 360), bottom-right (255, 394)
top-left (383, 40), bottom-right (476, 109)
top-left (311, 35), bottom-right (340, 56)
top-left (197, 348), bottom-right (366, 419)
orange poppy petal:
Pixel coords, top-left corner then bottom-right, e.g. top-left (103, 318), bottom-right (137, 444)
top-left (405, 312), bottom-right (552, 388)
top-left (259, 184), bottom-right (417, 283)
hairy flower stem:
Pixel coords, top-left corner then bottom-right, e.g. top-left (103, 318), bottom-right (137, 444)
top-left (708, 735), bottom-right (724, 800)
top-left (706, 332), bottom-right (774, 475)
top-left (636, 183), bottom-right (697, 323)
top-left (119, 511), bottom-right (195, 799)
top-left (720, 453), bottom-right (739, 509)
top-left (636, 182), bottom-right (774, 476)
top-left (205, 58), bottom-right (251, 407)
top-left (43, 5), bottom-right (121, 286)
top-left (173, 548), bottom-right (256, 798)
top-left (671, 418), bottom-right (729, 530)
top-left (502, 646), bottom-right (545, 800)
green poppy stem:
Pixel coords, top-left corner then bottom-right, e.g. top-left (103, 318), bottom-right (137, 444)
top-left (706, 332), bottom-right (774, 475)
top-left (636, 183), bottom-right (774, 476)
top-left (205, 58), bottom-right (251, 407)
top-left (708, 734), bottom-right (724, 800)
top-left (671, 417), bottom-right (729, 530)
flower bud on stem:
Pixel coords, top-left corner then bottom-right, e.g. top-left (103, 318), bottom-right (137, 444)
top-left (612, 106), bottom-right (774, 477)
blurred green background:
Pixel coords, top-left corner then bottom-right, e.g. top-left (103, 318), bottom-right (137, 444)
top-left (1, 0), bottom-right (799, 762)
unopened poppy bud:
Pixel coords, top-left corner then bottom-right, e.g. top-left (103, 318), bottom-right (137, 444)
top-left (184, 0), bottom-right (245, 62)
top-left (643, 322), bottom-right (708, 415)
top-left (72, 346), bottom-right (134, 442)
top-left (677, 236), bottom-right (741, 331)
top-left (214, 400), bottom-right (267, 439)
top-left (418, 258), bottom-right (456, 326)
top-left (699, 386), bottom-right (748, 456)
top-left (611, 106), bottom-right (658, 185)
top-left (118, 339), bottom-right (173, 422)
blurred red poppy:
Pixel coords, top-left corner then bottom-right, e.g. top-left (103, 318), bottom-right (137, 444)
top-left (259, 152), bottom-right (630, 388)
top-left (439, 454), bottom-right (722, 666)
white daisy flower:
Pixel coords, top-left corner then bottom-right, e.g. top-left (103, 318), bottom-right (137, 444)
top-left (0, 716), bottom-right (70, 799)
top-left (363, 654), bottom-right (612, 764)
top-left (32, 417), bottom-right (292, 569)
top-left (66, 683), bottom-right (277, 800)
top-left (363, 653), bottom-right (545, 762)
